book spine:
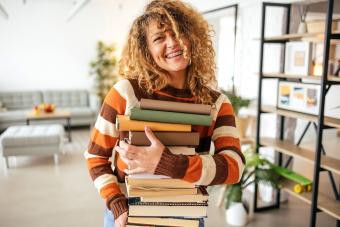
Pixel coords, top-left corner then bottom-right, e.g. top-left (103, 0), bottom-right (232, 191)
top-left (128, 201), bottom-right (208, 206)
top-left (130, 108), bottom-right (212, 126)
top-left (129, 131), bottom-right (199, 146)
top-left (116, 115), bottom-right (191, 132)
top-left (140, 98), bottom-right (211, 115)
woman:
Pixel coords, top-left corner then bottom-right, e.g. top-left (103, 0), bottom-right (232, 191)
top-left (85, 1), bottom-right (245, 226)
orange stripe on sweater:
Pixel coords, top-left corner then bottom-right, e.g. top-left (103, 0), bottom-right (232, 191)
top-left (91, 128), bottom-right (118, 149)
top-left (99, 182), bottom-right (122, 199)
top-left (116, 154), bottom-right (128, 171)
top-left (87, 158), bottom-right (110, 170)
top-left (223, 154), bottom-right (240, 184)
top-left (104, 87), bottom-right (126, 115)
top-left (214, 136), bottom-right (241, 151)
top-left (183, 155), bottom-right (202, 183)
top-left (217, 103), bottom-right (234, 117)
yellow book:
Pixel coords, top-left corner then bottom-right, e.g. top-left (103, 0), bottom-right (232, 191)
top-left (116, 115), bottom-right (191, 132)
top-left (127, 217), bottom-right (199, 227)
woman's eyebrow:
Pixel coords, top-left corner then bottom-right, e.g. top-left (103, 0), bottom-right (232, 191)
top-left (151, 31), bottom-right (164, 38)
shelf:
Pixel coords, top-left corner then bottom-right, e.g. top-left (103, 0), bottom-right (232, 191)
top-left (261, 105), bottom-right (340, 129)
top-left (261, 73), bottom-right (340, 83)
top-left (260, 137), bottom-right (340, 175)
top-left (263, 32), bottom-right (322, 42)
top-left (282, 180), bottom-right (340, 220)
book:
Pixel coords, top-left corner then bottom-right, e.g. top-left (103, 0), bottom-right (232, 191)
top-left (127, 217), bottom-right (200, 227)
top-left (127, 187), bottom-right (198, 197)
top-left (128, 203), bottom-right (207, 218)
top-left (128, 131), bottom-right (200, 146)
top-left (116, 115), bottom-right (191, 132)
top-left (126, 174), bottom-right (196, 189)
top-left (140, 98), bottom-right (211, 115)
top-left (129, 186), bottom-right (209, 204)
top-left (130, 107), bottom-right (212, 126)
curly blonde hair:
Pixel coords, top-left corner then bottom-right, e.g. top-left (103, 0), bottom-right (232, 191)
top-left (119, 0), bottom-right (217, 104)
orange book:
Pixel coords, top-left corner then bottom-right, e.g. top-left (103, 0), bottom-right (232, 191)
top-left (116, 115), bottom-right (191, 132)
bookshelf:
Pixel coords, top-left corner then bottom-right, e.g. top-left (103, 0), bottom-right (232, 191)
top-left (255, 1), bottom-right (340, 227)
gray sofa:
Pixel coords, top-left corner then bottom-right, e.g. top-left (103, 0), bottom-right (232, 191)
top-left (0, 90), bottom-right (100, 130)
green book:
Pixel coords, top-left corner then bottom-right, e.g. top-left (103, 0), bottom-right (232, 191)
top-left (130, 107), bottom-right (212, 126)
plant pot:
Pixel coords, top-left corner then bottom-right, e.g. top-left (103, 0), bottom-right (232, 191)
top-left (236, 117), bottom-right (250, 139)
top-left (226, 202), bottom-right (248, 226)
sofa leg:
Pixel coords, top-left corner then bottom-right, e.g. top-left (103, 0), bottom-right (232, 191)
top-left (53, 154), bottom-right (59, 165)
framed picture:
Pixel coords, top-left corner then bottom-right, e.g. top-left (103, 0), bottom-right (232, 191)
top-left (284, 41), bottom-right (313, 75)
top-left (278, 81), bottom-right (320, 115)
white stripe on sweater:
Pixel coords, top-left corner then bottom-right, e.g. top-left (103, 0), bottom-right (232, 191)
top-left (220, 150), bottom-right (245, 182)
top-left (211, 94), bottom-right (231, 120)
top-left (212, 126), bottom-right (239, 141)
top-left (114, 79), bottom-right (139, 115)
top-left (95, 115), bottom-right (119, 137)
top-left (84, 150), bottom-right (107, 159)
top-left (94, 174), bottom-right (118, 192)
top-left (195, 155), bottom-right (216, 186)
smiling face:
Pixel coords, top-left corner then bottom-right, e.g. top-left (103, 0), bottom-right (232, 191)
top-left (146, 21), bottom-right (191, 77)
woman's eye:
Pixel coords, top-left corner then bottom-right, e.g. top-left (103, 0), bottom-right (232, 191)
top-left (154, 36), bottom-right (163, 42)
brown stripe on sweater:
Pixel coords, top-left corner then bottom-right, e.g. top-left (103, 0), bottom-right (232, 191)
top-left (210, 154), bottom-right (228, 185)
top-left (214, 115), bottom-right (236, 129)
top-left (88, 142), bottom-right (114, 157)
top-left (154, 148), bottom-right (188, 179)
top-left (196, 136), bottom-right (211, 153)
top-left (107, 194), bottom-right (128, 219)
top-left (100, 103), bottom-right (118, 123)
top-left (113, 167), bottom-right (126, 183)
top-left (216, 146), bottom-right (245, 164)
top-left (89, 164), bottom-right (114, 181)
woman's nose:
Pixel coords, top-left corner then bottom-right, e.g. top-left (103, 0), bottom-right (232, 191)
top-left (166, 35), bottom-right (178, 49)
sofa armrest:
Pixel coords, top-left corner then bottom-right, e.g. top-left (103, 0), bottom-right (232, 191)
top-left (89, 94), bottom-right (101, 114)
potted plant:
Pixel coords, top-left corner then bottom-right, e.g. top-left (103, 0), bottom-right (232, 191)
top-left (220, 89), bottom-right (251, 138)
top-left (90, 41), bottom-right (119, 104)
top-left (224, 149), bottom-right (281, 226)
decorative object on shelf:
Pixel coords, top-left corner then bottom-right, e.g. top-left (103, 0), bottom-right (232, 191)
top-left (278, 81), bottom-right (320, 115)
top-left (90, 41), bottom-right (119, 104)
top-left (220, 89), bottom-right (251, 138)
top-left (334, 59), bottom-right (340, 77)
top-left (297, 5), bottom-right (308, 34)
top-left (285, 41), bottom-right (313, 75)
top-left (224, 149), bottom-right (281, 226)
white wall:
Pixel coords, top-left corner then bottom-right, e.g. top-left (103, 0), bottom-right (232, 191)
top-left (0, 0), bottom-right (147, 91)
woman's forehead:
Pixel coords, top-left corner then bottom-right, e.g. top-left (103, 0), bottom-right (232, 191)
top-left (146, 20), bottom-right (171, 34)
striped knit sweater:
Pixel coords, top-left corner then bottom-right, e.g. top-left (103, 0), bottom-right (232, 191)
top-left (85, 79), bottom-right (245, 219)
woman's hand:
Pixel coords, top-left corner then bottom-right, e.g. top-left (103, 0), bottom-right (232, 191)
top-left (115, 126), bottom-right (165, 175)
top-left (114, 211), bottom-right (128, 227)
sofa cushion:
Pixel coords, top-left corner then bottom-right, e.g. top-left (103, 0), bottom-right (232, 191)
top-left (43, 90), bottom-right (89, 107)
top-left (0, 91), bottom-right (42, 110)
top-left (0, 110), bottom-right (27, 122)
top-left (1, 124), bottom-right (64, 147)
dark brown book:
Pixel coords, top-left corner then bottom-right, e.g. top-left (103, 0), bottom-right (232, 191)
top-left (140, 98), bottom-right (211, 115)
top-left (129, 131), bottom-right (200, 146)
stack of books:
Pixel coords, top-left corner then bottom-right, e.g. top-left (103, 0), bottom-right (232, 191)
top-left (115, 98), bottom-right (213, 226)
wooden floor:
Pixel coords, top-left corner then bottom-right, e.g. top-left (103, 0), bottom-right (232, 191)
top-left (0, 128), bottom-right (337, 227)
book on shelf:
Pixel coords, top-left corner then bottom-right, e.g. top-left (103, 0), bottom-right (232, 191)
top-left (128, 202), bottom-right (207, 218)
top-left (116, 115), bottom-right (191, 132)
top-left (128, 186), bottom-right (208, 204)
top-left (140, 98), bottom-right (211, 115)
top-left (128, 131), bottom-right (200, 146)
top-left (130, 107), bottom-right (212, 126)
top-left (126, 173), bottom-right (196, 189)
top-left (127, 217), bottom-right (200, 227)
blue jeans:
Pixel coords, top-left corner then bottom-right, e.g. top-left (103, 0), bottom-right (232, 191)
top-left (104, 209), bottom-right (115, 227)
top-left (103, 209), bottom-right (205, 227)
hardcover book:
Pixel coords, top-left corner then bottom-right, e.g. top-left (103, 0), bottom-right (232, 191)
top-left (140, 98), bottom-right (211, 115)
top-left (116, 115), bottom-right (191, 132)
top-left (130, 107), bottom-right (212, 126)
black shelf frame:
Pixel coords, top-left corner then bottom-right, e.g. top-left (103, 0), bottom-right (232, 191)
top-left (255, 1), bottom-right (340, 227)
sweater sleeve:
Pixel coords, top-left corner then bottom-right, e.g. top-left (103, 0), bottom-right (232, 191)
top-left (154, 94), bottom-right (245, 186)
top-left (84, 83), bottom-right (128, 219)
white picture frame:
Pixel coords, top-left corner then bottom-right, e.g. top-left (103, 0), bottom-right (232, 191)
top-left (284, 41), bottom-right (313, 75)
top-left (278, 81), bottom-right (320, 115)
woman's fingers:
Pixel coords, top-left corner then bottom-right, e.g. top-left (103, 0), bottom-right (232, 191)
top-left (115, 145), bottom-right (139, 160)
top-left (144, 126), bottom-right (161, 146)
